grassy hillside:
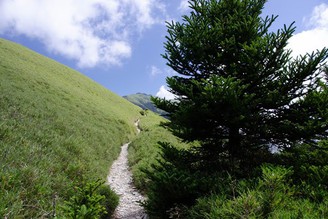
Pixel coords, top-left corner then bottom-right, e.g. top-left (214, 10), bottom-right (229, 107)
top-left (123, 93), bottom-right (167, 116)
top-left (0, 38), bottom-right (142, 217)
top-left (128, 111), bottom-right (188, 191)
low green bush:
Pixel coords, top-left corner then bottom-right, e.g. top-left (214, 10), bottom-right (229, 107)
top-left (187, 165), bottom-right (328, 219)
top-left (98, 184), bottom-right (119, 219)
top-left (142, 142), bottom-right (232, 218)
top-left (280, 141), bottom-right (328, 202)
top-left (61, 179), bottom-right (118, 219)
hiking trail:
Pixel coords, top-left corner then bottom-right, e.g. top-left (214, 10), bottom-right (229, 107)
top-left (107, 120), bottom-right (147, 219)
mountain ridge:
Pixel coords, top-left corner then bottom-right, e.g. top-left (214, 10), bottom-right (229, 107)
top-left (123, 93), bottom-right (167, 116)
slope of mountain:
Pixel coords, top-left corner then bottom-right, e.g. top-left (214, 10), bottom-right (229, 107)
top-left (0, 38), bottom-right (142, 217)
top-left (123, 93), bottom-right (167, 116)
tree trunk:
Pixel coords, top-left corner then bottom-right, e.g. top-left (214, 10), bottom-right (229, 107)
top-left (229, 126), bottom-right (240, 172)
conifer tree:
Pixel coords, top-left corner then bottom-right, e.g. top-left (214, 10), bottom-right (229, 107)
top-left (153, 0), bottom-right (328, 174)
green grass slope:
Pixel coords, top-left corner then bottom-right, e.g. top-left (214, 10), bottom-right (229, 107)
top-left (129, 111), bottom-right (188, 192)
top-left (0, 38), bottom-right (142, 217)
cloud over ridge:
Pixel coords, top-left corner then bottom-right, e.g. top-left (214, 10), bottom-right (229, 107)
top-left (0, 0), bottom-right (166, 68)
top-left (156, 85), bottom-right (176, 100)
top-left (288, 3), bottom-right (328, 56)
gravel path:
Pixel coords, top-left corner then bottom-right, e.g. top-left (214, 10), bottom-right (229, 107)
top-left (107, 120), bottom-right (147, 219)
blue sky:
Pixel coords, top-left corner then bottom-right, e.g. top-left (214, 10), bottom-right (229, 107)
top-left (1, 0), bottom-right (328, 98)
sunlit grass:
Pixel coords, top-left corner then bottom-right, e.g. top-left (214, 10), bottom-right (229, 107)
top-left (0, 38), bottom-right (141, 217)
top-left (128, 111), bottom-right (188, 191)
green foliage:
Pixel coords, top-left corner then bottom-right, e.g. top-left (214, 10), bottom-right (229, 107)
top-left (280, 141), bottom-right (328, 202)
top-left (143, 165), bottom-right (195, 217)
top-left (143, 159), bottom-right (207, 218)
top-left (140, 109), bottom-right (149, 116)
top-left (257, 165), bottom-right (294, 217)
top-left (98, 184), bottom-right (119, 218)
top-left (61, 180), bottom-right (119, 219)
top-left (142, 141), bottom-right (233, 218)
top-left (153, 0), bottom-right (328, 176)
top-left (131, 0), bottom-right (328, 216)
top-left (187, 165), bottom-right (328, 219)
top-left (0, 38), bottom-right (141, 217)
top-left (142, 144), bottom-right (328, 218)
top-left (147, 0), bottom-right (328, 216)
top-left (62, 180), bottom-right (107, 218)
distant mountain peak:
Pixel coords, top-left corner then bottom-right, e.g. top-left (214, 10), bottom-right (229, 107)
top-left (123, 93), bottom-right (167, 117)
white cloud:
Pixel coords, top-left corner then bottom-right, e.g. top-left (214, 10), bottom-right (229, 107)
top-left (149, 65), bottom-right (176, 77)
top-left (150, 65), bottom-right (163, 76)
top-left (156, 85), bottom-right (176, 100)
top-left (288, 3), bottom-right (328, 56)
top-left (0, 0), bottom-right (166, 68)
top-left (178, 0), bottom-right (190, 13)
top-left (308, 3), bottom-right (328, 28)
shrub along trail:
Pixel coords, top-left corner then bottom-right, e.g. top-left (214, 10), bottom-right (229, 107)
top-left (107, 120), bottom-right (147, 219)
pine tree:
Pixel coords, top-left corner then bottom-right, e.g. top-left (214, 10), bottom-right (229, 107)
top-left (153, 0), bottom-right (328, 174)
